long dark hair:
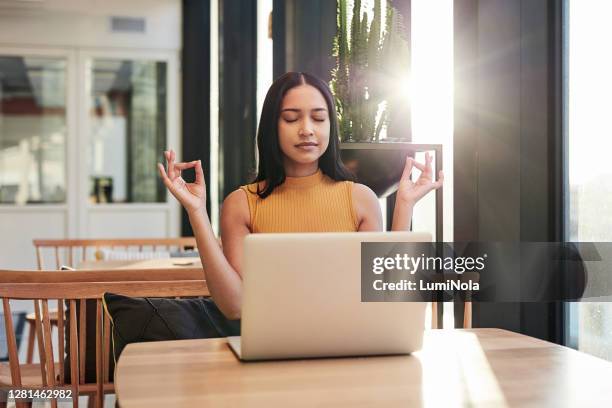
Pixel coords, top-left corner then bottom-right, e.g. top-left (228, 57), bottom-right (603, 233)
top-left (253, 72), bottom-right (354, 198)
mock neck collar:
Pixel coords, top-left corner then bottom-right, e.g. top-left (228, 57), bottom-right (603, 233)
top-left (282, 169), bottom-right (324, 188)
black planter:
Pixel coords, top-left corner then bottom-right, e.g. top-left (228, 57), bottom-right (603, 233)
top-left (340, 141), bottom-right (444, 241)
top-left (340, 142), bottom-right (442, 198)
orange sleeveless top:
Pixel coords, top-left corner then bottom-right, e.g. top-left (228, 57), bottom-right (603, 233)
top-left (239, 170), bottom-right (359, 233)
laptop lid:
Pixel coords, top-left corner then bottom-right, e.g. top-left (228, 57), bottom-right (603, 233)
top-left (238, 231), bottom-right (430, 360)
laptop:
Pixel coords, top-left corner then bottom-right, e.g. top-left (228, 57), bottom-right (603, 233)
top-left (227, 231), bottom-right (431, 361)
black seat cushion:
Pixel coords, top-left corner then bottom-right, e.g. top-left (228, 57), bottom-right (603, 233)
top-left (102, 294), bottom-right (240, 364)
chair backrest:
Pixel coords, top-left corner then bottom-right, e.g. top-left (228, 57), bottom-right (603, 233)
top-left (33, 238), bottom-right (197, 270)
top-left (0, 269), bottom-right (207, 407)
top-left (1, 268), bottom-right (204, 283)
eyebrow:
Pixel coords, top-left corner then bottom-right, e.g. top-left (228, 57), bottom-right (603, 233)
top-left (281, 108), bottom-right (328, 113)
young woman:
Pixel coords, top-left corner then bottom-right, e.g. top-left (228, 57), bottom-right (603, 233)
top-left (158, 72), bottom-right (443, 320)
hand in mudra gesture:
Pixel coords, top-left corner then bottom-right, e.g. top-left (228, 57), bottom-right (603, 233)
top-left (158, 149), bottom-right (206, 215)
top-left (396, 151), bottom-right (444, 206)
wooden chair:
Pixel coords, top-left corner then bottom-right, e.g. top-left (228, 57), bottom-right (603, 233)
top-left (25, 237), bottom-right (197, 364)
top-left (0, 269), bottom-right (207, 408)
top-left (33, 238), bottom-right (198, 270)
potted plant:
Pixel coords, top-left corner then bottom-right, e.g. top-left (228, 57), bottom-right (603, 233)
top-left (331, 0), bottom-right (440, 199)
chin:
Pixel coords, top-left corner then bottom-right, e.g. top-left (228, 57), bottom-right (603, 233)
top-left (296, 153), bottom-right (322, 163)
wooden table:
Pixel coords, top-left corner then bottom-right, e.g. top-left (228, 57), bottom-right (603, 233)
top-left (79, 257), bottom-right (202, 270)
top-left (115, 328), bottom-right (612, 407)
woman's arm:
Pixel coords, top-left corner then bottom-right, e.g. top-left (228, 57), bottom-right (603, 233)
top-left (188, 200), bottom-right (248, 320)
top-left (158, 150), bottom-right (247, 319)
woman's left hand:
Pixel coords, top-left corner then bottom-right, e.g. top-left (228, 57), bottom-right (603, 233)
top-left (396, 152), bottom-right (444, 206)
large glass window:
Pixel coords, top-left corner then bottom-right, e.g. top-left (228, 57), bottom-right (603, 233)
top-left (411, 0), bottom-right (454, 328)
top-left (0, 55), bottom-right (67, 204)
top-left (411, 0), bottom-right (453, 242)
top-left (87, 59), bottom-right (167, 204)
top-left (567, 0), bottom-right (612, 361)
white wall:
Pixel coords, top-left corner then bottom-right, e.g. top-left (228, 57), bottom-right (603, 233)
top-left (0, 0), bottom-right (181, 50)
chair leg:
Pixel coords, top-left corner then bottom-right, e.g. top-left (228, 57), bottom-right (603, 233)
top-left (463, 301), bottom-right (473, 329)
top-left (26, 320), bottom-right (36, 363)
top-left (431, 302), bottom-right (438, 329)
top-left (88, 395), bottom-right (96, 408)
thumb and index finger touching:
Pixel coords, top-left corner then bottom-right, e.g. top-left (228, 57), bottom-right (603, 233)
top-left (401, 152), bottom-right (429, 181)
top-left (158, 149), bottom-right (205, 186)
top-left (401, 152), bottom-right (444, 187)
top-left (174, 160), bottom-right (204, 185)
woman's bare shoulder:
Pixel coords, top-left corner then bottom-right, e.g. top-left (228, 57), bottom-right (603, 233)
top-left (351, 183), bottom-right (383, 231)
top-left (222, 189), bottom-right (250, 225)
top-left (352, 182), bottom-right (378, 203)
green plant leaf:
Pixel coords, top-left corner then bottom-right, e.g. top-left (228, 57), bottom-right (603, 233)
top-left (332, 0), bottom-right (410, 142)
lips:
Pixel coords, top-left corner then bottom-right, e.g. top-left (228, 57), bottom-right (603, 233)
top-left (296, 142), bottom-right (318, 147)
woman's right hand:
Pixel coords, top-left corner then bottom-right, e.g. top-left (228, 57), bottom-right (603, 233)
top-left (158, 149), bottom-right (207, 215)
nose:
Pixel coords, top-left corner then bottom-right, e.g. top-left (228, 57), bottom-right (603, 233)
top-left (298, 129), bottom-right (314, 137)
top-left (298, 119), bottom-right (315, 137)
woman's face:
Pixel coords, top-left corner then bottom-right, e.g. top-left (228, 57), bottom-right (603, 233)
top-left (277, 84), bottom-right (330, 169)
